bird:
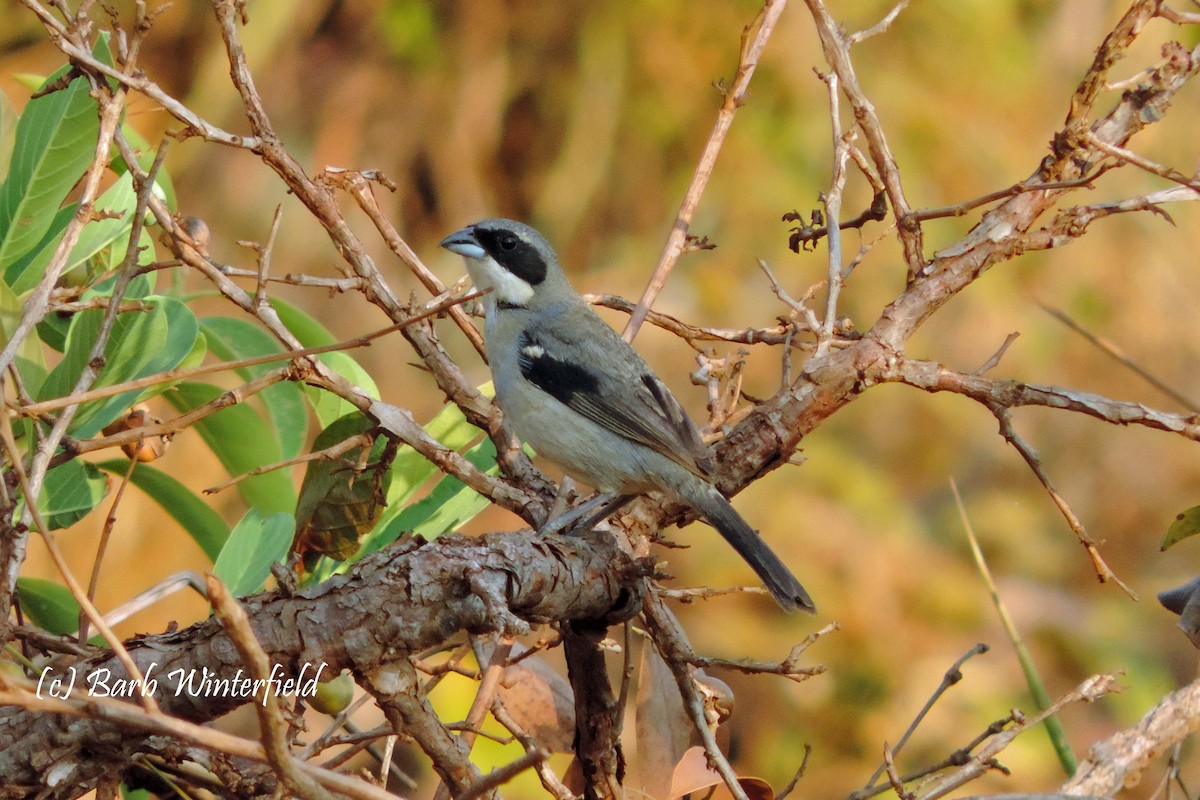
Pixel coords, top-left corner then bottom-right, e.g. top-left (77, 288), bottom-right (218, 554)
top-left (440, 218), bottom-right (814, 612)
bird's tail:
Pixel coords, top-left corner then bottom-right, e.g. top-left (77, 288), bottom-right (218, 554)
top-left (677, 479), bottom-right (816, 613)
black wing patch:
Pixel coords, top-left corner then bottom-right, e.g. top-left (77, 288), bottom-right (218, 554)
top-left (518, 331), bottom-right (600, 405)
top-left (517, 329), bottom-right (712, 477)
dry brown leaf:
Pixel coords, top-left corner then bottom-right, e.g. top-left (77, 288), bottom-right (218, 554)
top-left (670, 745), bottom-right (775, 800)
top-left (497, 653), bottom-right (576, 753)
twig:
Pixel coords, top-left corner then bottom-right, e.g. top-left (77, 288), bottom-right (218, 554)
top-left (247, 204), bottom-right (284, 311)
top-left (453, 747), bottom-right (550, 800)
top-left (379, 735), bottom-right (397, 790)
top-left (327, 168), bottom-right (487, 358)
top-left (990, 405), bottom-right (1136, 598)
top-left (1158, 5), bottom-right (1200, 24)
top-left (682, 623), bottom-right (834, 684)
top-left (68, 367), bottom-right (293, 458)
top-left (48, 297), bottom-right (155, 314)
top-left (897, 645), bottom-right (989, 766)
top-left (640, 592), bottom-right (751, 800)
top-left (972, 332), bottom-right (1021, 376)
top-left (444, 635), bottom-right (514, 786)
top-left (18, 289), bottom-right (484, 417)
top-left (847, 1), bottom-right (910, 44)
top-left (585, 293), bottom-right (813, 346)
top-left (204, 433), bottom-right (374, 495)
top-left (100, 571), bottom-right (208, 629)
top-left (490, 700), bottom-right (574, 800)
top-left (1037, 301), bottom-right (1199, 412)
top-left (79, 454), bottom-right (140, 642)
top-left (624, 0), bottom-right (789, 341)
top-left (885, 355), bottom-right (1200, 443)
top-left (803, 0), bottom-right (925, 277)
top-left (207, 575), bottom-right (330, 800)
top-left (776, 744), bottom-right (812, 800)
top-left (818, 68), bottom-right (852, 351)
top-left (920, 674), bottom-right (1120, 800)
top-left (908, 175), bottom-right (1107, 224)
top-left (1083, 131), bottom-right (1200, 193)
top-left (216, 267), bottom-right (367, 292)
top-left (756, 259), bottom-right (824, 333)
top-left (883, 742), bottom-right (916, 800)
top-left (0, 407), bottom-right (160, 714)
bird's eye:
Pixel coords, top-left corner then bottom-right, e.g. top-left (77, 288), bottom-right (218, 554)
top-left (499, 235), bottom-right (518, 250)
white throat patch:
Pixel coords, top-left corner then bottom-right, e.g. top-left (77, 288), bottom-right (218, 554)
top-left (464, 253), bottom-right (535, 307)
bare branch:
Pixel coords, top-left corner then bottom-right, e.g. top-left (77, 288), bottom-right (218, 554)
top-left (1038, 301), bottom-right (1199, 412)
top-left (1083, 131), bottom-right (1200, 192)
top-left (640, 593), bottom-right (754, 800)
top-left (919, 674), bottom-right (1121, 800)
top-left (1062, 674), bottom-right (1200, 796)
top-left (19, 0), bottom-right (261, 149)
top-left (802, 0), bottom-right (925, 277)
top-left (624, 0), bottom-right (789, 340)
top-left (884, 356), bottom-right (1200, 443)
top-left (207, 577), bottom-right (329, 800)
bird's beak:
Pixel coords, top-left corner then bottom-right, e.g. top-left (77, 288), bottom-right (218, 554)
top-left (439, 226), bottom-right (486, 260)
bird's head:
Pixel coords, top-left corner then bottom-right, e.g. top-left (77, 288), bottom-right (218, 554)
top-left (440, 218), bottom-right (569, 309)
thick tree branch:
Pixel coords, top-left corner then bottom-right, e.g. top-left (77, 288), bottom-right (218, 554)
top-left (1061, 674), bottom-right (1200, 797)
top-left (0, 530), bottom-right (649, 799)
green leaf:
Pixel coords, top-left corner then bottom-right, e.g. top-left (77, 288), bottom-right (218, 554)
top-left (357, 437), bottom-right (497, 557)
top-left (0, 38), bottom-right (113, 274)
top-left (212, 508), bottom-right (294, 596)
top-left (16, 577), bottom-right (80, 636)
top-left (7, 171), bottom-right (139, 294)
top-left (39, 460), bottom-right (108, 530)
top-left (269, 298), bottom-right (378, 427)
top-left (1163, 505), bottom-right (1200, 551)
top-left (0, 275), bottom-right (45, 394)
top-left (37, 295), bottom-right (199, 438)
top-left (199, 316), bottom-right (309, 460)
top-left (35, 268), bottom-right (155, 356)
top-left (95, 459), bottom-right (229, 561)
top-left (309, 400), bottom-right (496, 579)
top-left (384, 397), bottom-right (490, 508)
top-left (0, 89), bottom-right (17, 185)
top-left (164, 382), bottom-right (295, 514)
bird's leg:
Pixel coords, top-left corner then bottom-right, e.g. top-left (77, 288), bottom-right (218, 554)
top-left (574, 493), bottom-right (636, 533)
top-left (544, 475), bottom-right (579, 525)
top-left (539, 492), bottom-right (635, 536)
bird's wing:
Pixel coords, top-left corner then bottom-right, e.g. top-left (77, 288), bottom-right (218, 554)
top-left (517, 304), bottom-right (713, 477)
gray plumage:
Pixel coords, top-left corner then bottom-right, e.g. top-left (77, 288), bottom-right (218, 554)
top-left (440, 218), bottom-right (814, 612)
